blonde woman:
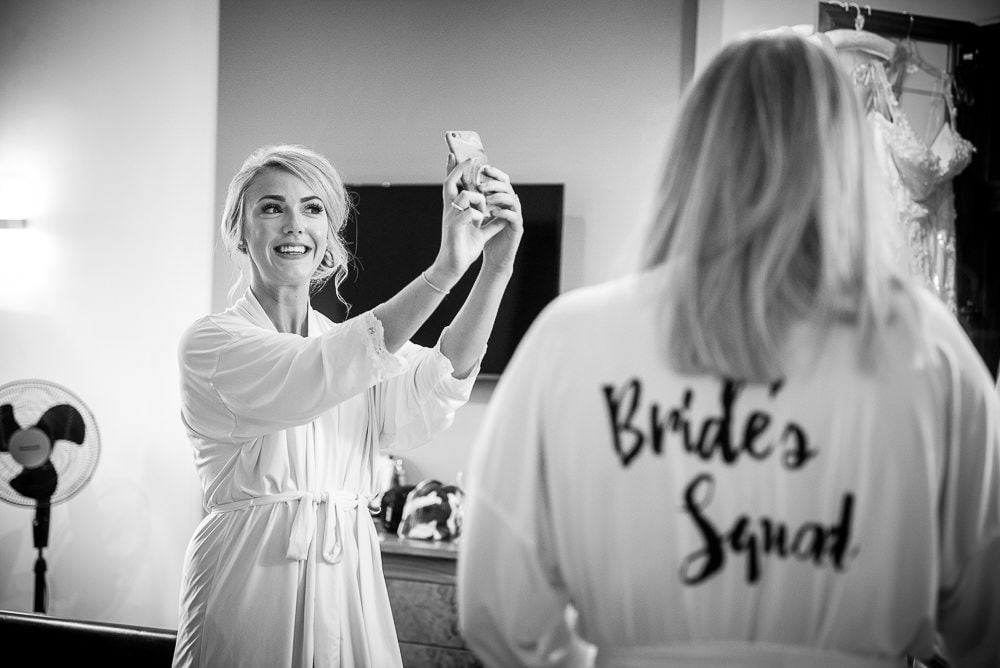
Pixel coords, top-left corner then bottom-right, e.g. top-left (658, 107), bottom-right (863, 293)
top-left (458, 33), bottom-right (999, 668)
top-left (173, 144), bottom-right (521, 667)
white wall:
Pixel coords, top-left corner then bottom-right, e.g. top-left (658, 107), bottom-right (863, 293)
top-left (0, 1), bottom-right (218, 629)
top-left (214, 0), bottom-right (696, 485)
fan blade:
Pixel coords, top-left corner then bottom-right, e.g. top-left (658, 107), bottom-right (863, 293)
top-left (0, 403), bottom-right (24, 452)
top-left (10, 461), bottom-right (58, 501)
top-left (35, 404), bottom-right (86, 446)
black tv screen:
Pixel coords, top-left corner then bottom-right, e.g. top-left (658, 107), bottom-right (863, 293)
top-left (311, 183), bottom-right (564, 378)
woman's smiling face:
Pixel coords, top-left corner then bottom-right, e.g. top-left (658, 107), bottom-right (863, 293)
top-left (243, 168), bottom-right (329, 292)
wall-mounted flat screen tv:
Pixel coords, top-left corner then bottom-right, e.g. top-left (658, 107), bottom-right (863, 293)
top-left (311, 183), bottom-right (564, 378)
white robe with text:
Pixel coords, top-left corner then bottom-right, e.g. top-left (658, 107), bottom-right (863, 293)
top-left (459, 265), bottom-right (1000, 668)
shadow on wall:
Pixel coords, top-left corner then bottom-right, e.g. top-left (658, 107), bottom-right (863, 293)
top-left (1, 480), bottom-right (155, 620)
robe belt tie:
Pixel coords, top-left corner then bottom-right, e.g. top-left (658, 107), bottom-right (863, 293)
top-left (594, 642), bottom-right (900, 668)
top-left (208, 490), bottom-right (375, 564)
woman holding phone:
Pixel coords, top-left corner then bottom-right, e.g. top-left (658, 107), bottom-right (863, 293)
top-left (172, 143), bottom-right (521, 668)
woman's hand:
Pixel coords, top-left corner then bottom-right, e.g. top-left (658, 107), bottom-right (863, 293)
top-left (435, 162), bottom-right (523, 378)
top-left (375, 158), bottom-right (521, 357)
top-left (478, 165), bottom-right (523, 276)
top-left (427, 156), bottom-right (510, 288)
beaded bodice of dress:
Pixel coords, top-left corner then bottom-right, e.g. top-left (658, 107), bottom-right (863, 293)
top-left (860, 59), bottom-right (975, 313)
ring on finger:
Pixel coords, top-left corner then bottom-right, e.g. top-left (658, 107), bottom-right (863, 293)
top-left (450, 201), bottom-right (468, 212)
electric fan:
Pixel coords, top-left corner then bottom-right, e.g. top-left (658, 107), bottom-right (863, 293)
top-left (0, 379), bottom-right (100, 614)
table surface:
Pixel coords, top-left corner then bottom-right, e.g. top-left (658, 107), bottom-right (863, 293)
top-left (378, 532), bottom-right (460, 560)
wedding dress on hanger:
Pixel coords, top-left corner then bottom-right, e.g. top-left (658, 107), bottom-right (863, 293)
top-left (863, 54), bottom-right (974, 313)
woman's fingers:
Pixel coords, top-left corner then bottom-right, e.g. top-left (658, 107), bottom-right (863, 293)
top-left (483, 205), bottom-right (521, 227)
top-left (480, 165), bottom-right (510, 185)
top-left (451, 189), bottom-right (487, 214)
top-left (484, 190), bottom-right (519, 211)
top-left (443, 156), bottom-right (466, 201)
top-left (478, 169), bottom-right (520, 216)
top-left (448, 191), bottom-right (486, 228)
top-left (464, 207), bottom-right (486, 227)
top-left (480, 189), bottom-right (520, 228)
top-left (477, 216), bottom-right (508, 242)
top-left (445, 162), bottom-right (518, 232)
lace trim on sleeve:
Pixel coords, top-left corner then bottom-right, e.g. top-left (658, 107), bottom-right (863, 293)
top-left (361, 311), bottom-right (408, 381)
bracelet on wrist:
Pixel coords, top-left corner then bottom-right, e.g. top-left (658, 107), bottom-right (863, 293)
top-left (421, 271), bottom-right (450, 295)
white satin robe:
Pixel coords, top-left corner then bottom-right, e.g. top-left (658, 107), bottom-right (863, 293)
top-left (172, 289), bottom-right (476, 667)
top-left (458, 265), bottom-right (1000, 668)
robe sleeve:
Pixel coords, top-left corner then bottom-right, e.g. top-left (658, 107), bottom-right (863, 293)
top-left (934, 331), bottom-right (1000, 667)
top-left (179, 310), bottom-right (408, 441)
top-left (375, 326), bottom-right (480, 452)
top-left (457, 309), bottom-right (595, 668)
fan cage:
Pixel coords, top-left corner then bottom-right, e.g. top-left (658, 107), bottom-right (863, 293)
top-left (0, 379), bottom-right (100, 508)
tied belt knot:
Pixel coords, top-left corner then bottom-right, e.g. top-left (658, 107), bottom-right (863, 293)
top-left (209, 490), bottom-right (375, 564)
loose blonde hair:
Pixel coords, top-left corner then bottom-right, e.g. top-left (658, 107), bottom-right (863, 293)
top-left (642, 33), bottom-right (904, 382)
top-left (220, 144), bottom-right (352, 304)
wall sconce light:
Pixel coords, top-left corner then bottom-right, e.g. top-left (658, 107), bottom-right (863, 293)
top-left (0, 177), bottom-right (34, 228)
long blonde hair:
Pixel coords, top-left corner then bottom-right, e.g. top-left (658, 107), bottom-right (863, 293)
top-left (642, 33), bottom-right (904, 382)
top-left (220, 144), bottom-right (353, 304)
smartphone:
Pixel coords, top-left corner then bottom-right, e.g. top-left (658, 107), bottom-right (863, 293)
top-left (445, 130), bottom-right (489, 191)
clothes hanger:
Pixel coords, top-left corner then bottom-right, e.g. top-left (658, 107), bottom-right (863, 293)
top-left (823, 3), bottom-right (897, 117)
top-left (897, 14), bottom-right (973, 113)
top-left (852, 3), bottom-right (871, 32)
top-left (825, 2), bottom-right (896, 62)
top-left (829, 2), bottom-right (875, 31)
top-left (898, 15), bottom-right (945, 80)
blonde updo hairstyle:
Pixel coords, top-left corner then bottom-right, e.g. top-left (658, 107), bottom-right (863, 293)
top-left (220, 144), bottom-right (352, 304)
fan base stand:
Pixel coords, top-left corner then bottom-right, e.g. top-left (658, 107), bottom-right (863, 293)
top-left (33, 549), bottom-right (47, 614)
top-left (32, 504), bottom-right (50, 615)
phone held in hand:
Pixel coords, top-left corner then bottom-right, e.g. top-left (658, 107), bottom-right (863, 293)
top-left (445, 130), bottom-right (489, 191)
